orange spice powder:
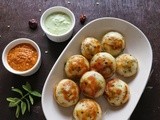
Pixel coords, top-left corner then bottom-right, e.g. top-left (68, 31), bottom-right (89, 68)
top-left (7, 43), bottom-right (38, 71)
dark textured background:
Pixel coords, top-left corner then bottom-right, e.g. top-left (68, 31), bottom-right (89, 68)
top-left (0, 0), bottom-right (160, 120)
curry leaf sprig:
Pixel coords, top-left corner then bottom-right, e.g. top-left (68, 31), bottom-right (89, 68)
top-left (6, 82), bottom-right (41, 118)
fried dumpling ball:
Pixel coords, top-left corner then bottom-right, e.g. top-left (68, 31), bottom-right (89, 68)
top-left (104, 78), bottom-right (130, 106)
top-left (90, 52), bottom-right (116, 79)
top-left (101, 31), bottom-right (125, 56)
top-left (81, 37), bottom-right (101, 60)
top-left (80, 71), bottom-right (106, 98)
top-left (116, 53), bottom-right (138, 77)
top-left (65, 55), bottom-right (90, 79)
top-left (54, 79), bottom-right (79, 107)
top-left (73, 99), bottom-right (102, 120)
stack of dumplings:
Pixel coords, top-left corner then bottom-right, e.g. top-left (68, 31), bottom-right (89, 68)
top-left (53, 31), bottom-right (138, 120)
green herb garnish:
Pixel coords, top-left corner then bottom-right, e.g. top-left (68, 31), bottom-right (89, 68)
top-left (6, 82), bottom-right (41, 118)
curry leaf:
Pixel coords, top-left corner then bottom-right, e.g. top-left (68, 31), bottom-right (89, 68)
top-left (6, 97), bottom-right (19, 102)
top-left (9, 102), bottom-right (18, 107)
top-left (31, 91), bottom-right (41, 97)
top-left (25, 98), bottom-right (30, 112)
top-left (29, 95), bottom-right (34, 105)
top-left (8, 98), bottom-right (21, 107)
top-left (6, 82), bottom-right (41, 118)
top-left (21, 101), bottom-right (26, 115)
top-left (12, 88), bottom-right (23, 96)
top-left (16, 105), bottom-right (20, 118)
top-left (22, 82), bottom-right (32, 93)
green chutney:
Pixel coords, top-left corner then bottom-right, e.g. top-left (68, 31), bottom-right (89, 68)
top-left (44, 12), bottom-right (72, 35)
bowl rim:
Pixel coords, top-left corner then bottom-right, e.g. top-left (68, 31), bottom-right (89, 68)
top-left (40, 6), bottom-right (75, 37)
top-left (2, 38), bottom-right (41, 75)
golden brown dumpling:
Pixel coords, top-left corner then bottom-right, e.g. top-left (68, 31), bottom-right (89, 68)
top-left (73, 99), bottom-right (102, 120)
top-left (80, 71), bottom-right (106, 98)
top-left (54, 79), bottom-right (79, 107)
top-left (101, 31), bottom-right (125, 56)
top-left (65, 55), bottom-right (89, 79)
top-left (116, 53), bottom-right (138, 77)
top-left (81, 37), bottom-right (101, 60)
top-left (104, 78), bottom-right (130, 106)
top-left (90, 52), bottom-right (116, 79)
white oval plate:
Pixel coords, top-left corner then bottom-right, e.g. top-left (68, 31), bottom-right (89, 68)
top-left (42, 17), bottom-right (153, 120)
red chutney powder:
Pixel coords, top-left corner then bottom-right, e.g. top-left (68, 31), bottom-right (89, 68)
top-left (7, 43), bottom-right (38, 71)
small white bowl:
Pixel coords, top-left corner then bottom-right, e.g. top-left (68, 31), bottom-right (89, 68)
top-left (40, 6), bottom-right (75, 42)
top-left (2, 38), bottom-right (41, 76)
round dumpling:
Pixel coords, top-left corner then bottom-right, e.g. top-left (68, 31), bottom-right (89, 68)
top-left (80, 71), bottom-right (106, 98)
top-left (104, 78), bottom-right (130, 106)
top-left (73, 99), bottom-right (102, 120)
top-left (101, 31), bottom-right (125, 56)
top-left (81, 37), bottom-right (101, 60)
top-left (90, 52), bottom-right (116, 79)
top-left (54, 79), bottom-right (79, 107)
top-left (65, 55), bottom-right (90, 79)
top-left (116, 53), bottom-right (138, 77)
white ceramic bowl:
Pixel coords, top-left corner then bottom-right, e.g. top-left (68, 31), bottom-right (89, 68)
top-left (2, 38), bottom-right (41, 76)
top-left (40, 6), bottom-right (75, 42)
